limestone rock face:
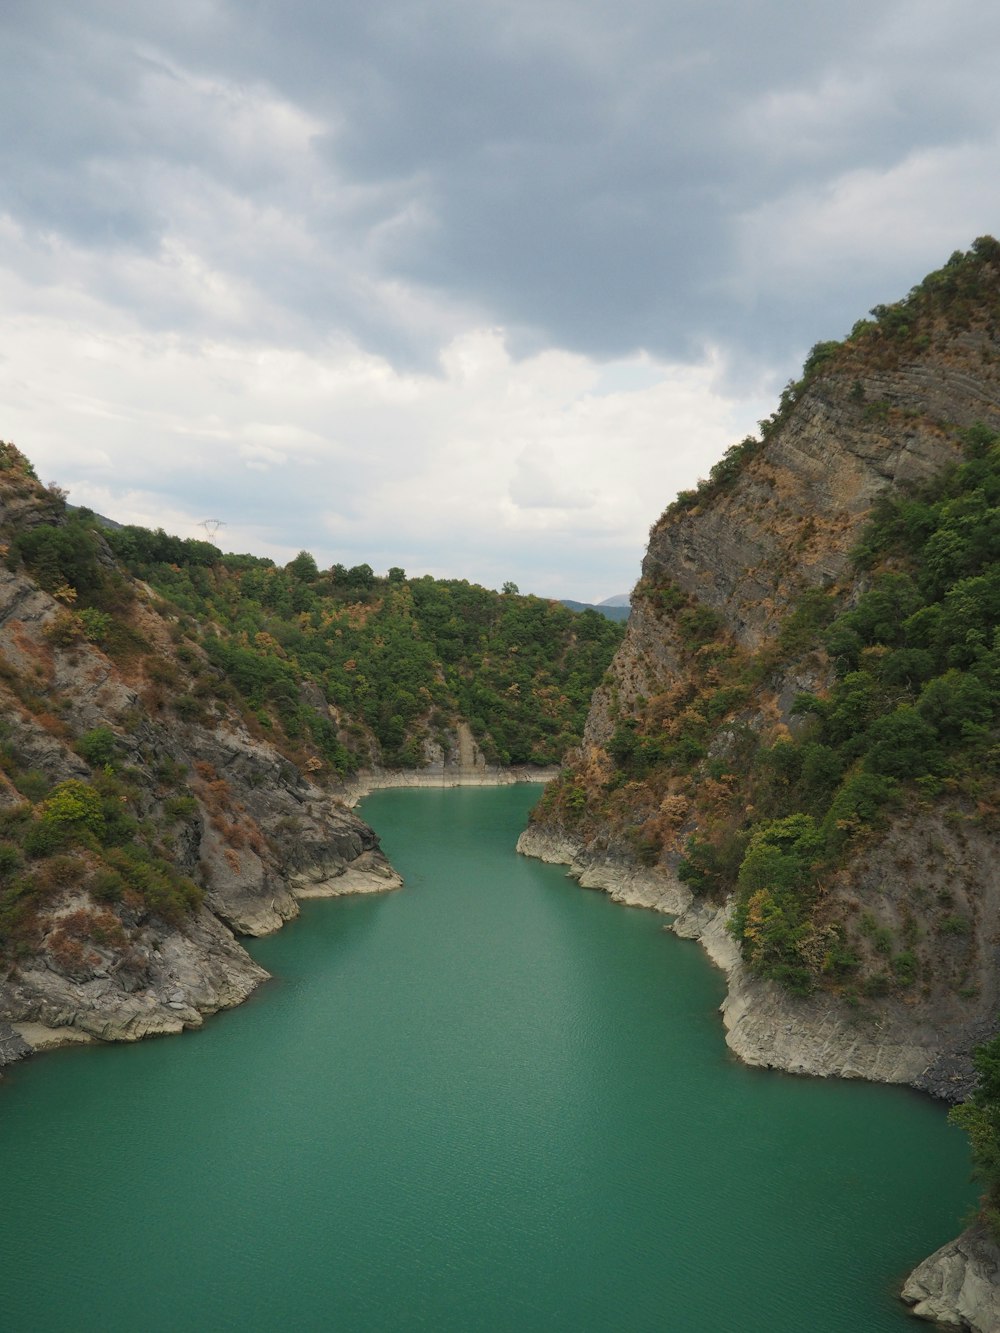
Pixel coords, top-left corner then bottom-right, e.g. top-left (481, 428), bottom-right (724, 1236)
top-left (589, 337), bottom-right (1000, 751)
top-left (3, 906), bottom-right (268, 1044)
top-left (527, 275), bottom-right (1000, 1098)
top-left (0, 485), bottom-right (401, 1066)
top-left (516, 825), bottom-right (691, 914)
top-left (518, 255), bottom-right (1000, 1322)
top-left (647, 350), bottom-right (1000, 648)
top-left (902, 1228), bottom-right (1000, 1332)
top-left (0, 1020), bottom-right (31, 1072)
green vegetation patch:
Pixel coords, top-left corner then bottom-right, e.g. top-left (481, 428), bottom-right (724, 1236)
top-left (104, 531), bottom-right (624, 772)
top-left (951, 1028), bottom-right (1000, 1242)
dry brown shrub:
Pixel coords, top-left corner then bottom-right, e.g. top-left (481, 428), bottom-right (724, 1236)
top-left (33, 855), bottom-right (84, 890)
top-left (32, 710), bottom-right (70, 738)
top-left (243, 821), bottom-right (266, 856)
top-left (203, 778), bottom-right (233, 814)
top-left (143, 683), bottom-right (166, 712)
top-left (46, 931), bottom-right (93, 975)
top-left (222, 820), bottom-right (245, 849)
top-left (55, 906), bottom-right (127, 949)
top-left (658, 793), bottom-right (690, 826)
top-left (696, 777), bottom-right (736, 816)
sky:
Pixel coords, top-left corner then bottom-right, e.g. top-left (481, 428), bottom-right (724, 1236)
top-left (2, 2), bottom-right (1000, 601)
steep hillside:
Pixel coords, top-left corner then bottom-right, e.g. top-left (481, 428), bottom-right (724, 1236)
top-left (0, 445), bottom-right (621, 1076)
top-left (520, 239), bottom-right (1000, 1325)
top-left (522, 238), bottom-right (1000, 1096)
top-left (0, 447), bottom-right (400, 1071)
top-left (103, 532), bottom-right (623, 773)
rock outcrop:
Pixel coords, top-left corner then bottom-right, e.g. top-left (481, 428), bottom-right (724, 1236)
top-left (902, 1228), bottom-right (1000, 1332)
top-left (0, 462), bottom-right (401, 1073)
top-left (525, 248), bottom-right (1000, 1092)
top-left (517, 243), bottom-right (1000, 1326)
top-left (5, 904), bottom-right (268, 1046)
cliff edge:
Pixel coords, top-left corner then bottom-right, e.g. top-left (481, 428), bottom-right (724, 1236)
top-left (0, 453), bottom-right (400, 1072)
top-left (519, 239), bottom-right (1000, 1327)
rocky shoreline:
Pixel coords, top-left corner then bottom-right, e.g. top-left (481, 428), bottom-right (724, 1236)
top-left (516, 825), bottom-right (981, 1096)
top-left (515, 823), bottom-right (995, 1331)
top-left (340, 762), bottom-right (558, 807)
top-left (902, 1228), bottom-right (1000, 1330)
top-left (0, 850), bottom-right (403, 1074)
top-left (0, 766), bottom-right (554, 1076)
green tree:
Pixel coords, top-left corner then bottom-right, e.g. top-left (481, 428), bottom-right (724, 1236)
top-left (287, 550), bottom-right (319, 581)
top-left (951, 1030), bottom-right (1000, 1241)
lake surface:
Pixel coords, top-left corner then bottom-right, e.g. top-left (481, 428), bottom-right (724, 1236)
top-left (0, 786), bottom-right (974, 1331)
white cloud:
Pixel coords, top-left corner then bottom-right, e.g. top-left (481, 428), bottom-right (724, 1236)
top-left (0, 274), bottom-right (767, 598)
top-left (3, 0), bottom-right (1000, 601)
top-left (508, 443), bottom-right (595, 511)
top-left (736, 136), bottom-right (1000, 302)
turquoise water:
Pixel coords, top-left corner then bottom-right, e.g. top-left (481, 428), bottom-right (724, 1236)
top-left (0, 786), bottom-right (974, 1332)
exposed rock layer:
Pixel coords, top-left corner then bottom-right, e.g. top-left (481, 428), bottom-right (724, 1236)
top-left (0, 497), bottom-right (401, 1072)
top-left (519, 270), bottom-right (1000, 1328)
top-left (342, 762), bottom-right (559, 807)
top-left (517, 825), bottom-right (976, 1096)
top-left (902, 1228), bottom-right (1000, 1332)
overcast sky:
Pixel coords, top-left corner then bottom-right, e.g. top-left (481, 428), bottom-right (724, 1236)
top-left (2, 1), bottom-right (999, 601)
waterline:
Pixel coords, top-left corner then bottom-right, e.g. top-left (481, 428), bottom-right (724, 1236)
top-left (0, 786), bottom-right (973, 1331)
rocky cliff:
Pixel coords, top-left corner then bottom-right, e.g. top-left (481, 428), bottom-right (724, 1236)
top-left (525, 241), bottom-right (1000, 1086)
top-left (0, 449), bottom-right (400, 1073)
top-left (902, 1228), bottom-right (1000, 1330)
top-left (518, 239), bottom-right (1000, 1329)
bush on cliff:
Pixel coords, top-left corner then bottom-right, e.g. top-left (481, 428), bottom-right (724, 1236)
top-left (951, 1030), bottom-right (1000, 1242)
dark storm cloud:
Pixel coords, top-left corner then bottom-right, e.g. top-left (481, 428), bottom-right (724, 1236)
top-left (2, 0), bottom-right (1000, 367)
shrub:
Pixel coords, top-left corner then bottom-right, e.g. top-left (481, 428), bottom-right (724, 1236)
top-left (104, 846), bottom-right (202, 925)
top-left (940, 914), bottom-right (971, 935)
top-left (891, 951), bottom-right (918, 985)
top-left (164, 795), bottom-right (198, 823)
top-left (950, 1029), bottom-right (1000, 1241)
top-left (23, 820), bottom-right (68, 858)
top-left (171, 694), bottom-right (205, 722)
top-left (737, 814), bottom-right (824, 894)
top-left (778, 587), bottom-right (837, 657)
top-left (822, 772), bottom-right (897, 850)
top-left (863, 706), bottom-right (941, 778)
top-left (11, 770), bottom-right (50, 802)
top-left (677, 830), bottom-right (747, 897)
top-left (76, 608), bottom-right (113, 644)
top-left (0, 844), bottom-right (22, 878)
top-left (91, 869), bottom-right (125, 903)
top-left (76, 726), bottom-right (117, 769)
top-left (38, 780), bottom-right (106, 843)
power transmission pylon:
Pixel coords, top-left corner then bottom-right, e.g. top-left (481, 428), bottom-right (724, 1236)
top-left (199, 519), bottom-right (226, 543)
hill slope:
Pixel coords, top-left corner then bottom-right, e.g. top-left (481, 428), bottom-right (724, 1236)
top-left (520, 237), bottom-right (1000, 1327)
top-left (522, 239), bottom-right (1000, 1093)
top-left (103, 533), bottom-right (623, 773)
top-left (0, 451), bottom-right (401, 1068)
top-left (0, 447), bottom-right (622, 1074)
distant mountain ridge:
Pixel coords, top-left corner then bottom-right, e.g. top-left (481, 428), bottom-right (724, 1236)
top-left (559, 598), bottom-right (630, 622)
